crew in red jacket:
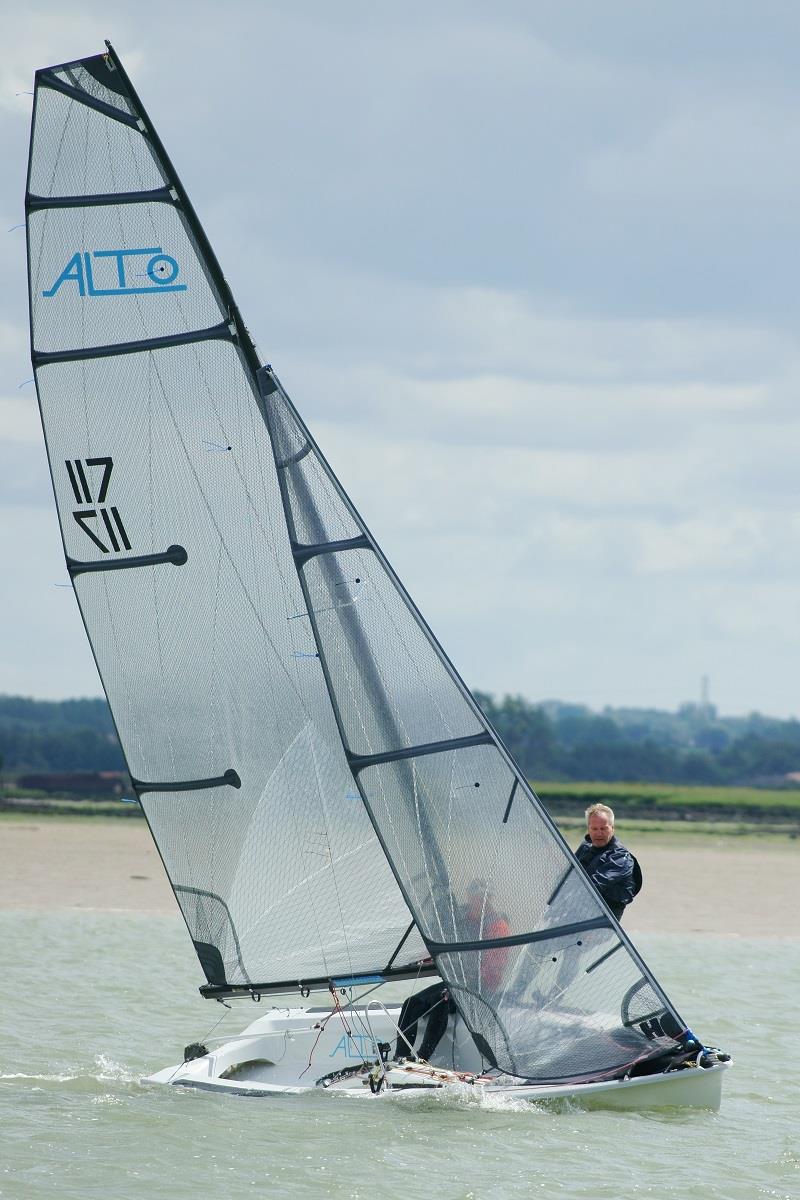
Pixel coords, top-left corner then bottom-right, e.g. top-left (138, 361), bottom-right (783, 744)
top-left (463, 879), bottom-right (511, 992)
top-left (394, 880), bottom-right (510, 1062)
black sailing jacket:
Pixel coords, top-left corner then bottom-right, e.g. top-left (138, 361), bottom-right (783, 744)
top-left (575, 834), bottom-right (638, 911)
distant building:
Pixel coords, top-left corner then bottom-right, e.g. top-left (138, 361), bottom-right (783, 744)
top-left (16, 771), bottom-right (128, 796)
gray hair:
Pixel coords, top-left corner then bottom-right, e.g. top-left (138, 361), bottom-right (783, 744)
top-left (585, 802), bottom-right (615, 825)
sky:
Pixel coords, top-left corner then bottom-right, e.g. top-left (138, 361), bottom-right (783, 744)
top-left (2, 1), bottom-right (800, 717)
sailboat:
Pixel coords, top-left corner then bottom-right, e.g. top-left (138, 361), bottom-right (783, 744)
top-left (25, 42), bottom-right (730, 1109)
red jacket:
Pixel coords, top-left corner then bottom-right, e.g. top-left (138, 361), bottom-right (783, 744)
top-left (480, 915), bottom-right (510, 992)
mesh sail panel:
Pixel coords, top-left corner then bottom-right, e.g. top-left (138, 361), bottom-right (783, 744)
top-left (26, 50), bottom-right (426, 990)
top-left (262, 384), bottom-right (688, 1081)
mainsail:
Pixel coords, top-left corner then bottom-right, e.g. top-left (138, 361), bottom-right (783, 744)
top-left (27, 44), bottom-right (690, 1083)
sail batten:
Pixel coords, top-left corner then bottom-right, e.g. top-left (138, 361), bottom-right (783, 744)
top-left (427, 916), bottom-right (612, 955)
top-left (67, 544), bottom-right (187, 576)
top-left (131, 768), bottom-right (241, 795)
top-left (347, 732), bottom-right (494, 773)
top-left (33, 323), bottom-right (236, 367)
top-left (38, 69), bottom-right (140, 126)
top-left (28, 187), bottom-right (176, 210)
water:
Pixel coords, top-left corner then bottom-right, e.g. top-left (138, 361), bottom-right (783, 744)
top-left (1, 912), bottom-right (797, 1199)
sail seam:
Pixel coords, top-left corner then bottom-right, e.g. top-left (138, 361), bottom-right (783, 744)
top-left (33, 321), bottom-right (235, 367)
top-left (428, 916), bottom-right (611, 954)
top-left (37, 69), bottom-right (139, 128)
top-left (347, 731), bottom-right (493, 774)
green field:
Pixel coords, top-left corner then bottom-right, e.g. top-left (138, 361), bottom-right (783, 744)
top-left (532, 780), bottom-right (800, 831)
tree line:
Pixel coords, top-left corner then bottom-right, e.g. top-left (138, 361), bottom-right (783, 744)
top-left (0, 695), bottom-right (124, 774)
top-left (474, 693), bottom-right (800, 785)
top-left (2, 691), bottom-right (800, 786)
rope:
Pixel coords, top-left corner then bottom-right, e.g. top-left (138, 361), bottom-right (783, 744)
top-left (299, 983), bottom-right (370, 1080)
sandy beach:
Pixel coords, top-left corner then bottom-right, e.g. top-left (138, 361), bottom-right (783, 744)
top-left (0, 816), bottom-right (795, 937)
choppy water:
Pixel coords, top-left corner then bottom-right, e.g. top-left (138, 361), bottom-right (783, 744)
top-left (1, 912), bottom-right (797, 1200)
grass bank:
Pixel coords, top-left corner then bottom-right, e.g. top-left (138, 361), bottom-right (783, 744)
top-left (533, 780), bottom-right (800, 826)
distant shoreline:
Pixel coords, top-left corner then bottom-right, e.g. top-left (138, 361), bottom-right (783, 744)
top-left (1, 814), bottom-right (795, 938)
top-left (2, 792), bottom-right (798, 838)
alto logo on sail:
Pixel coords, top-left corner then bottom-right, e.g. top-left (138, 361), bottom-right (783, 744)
top-left (43, 248), bottom-right (187, 297)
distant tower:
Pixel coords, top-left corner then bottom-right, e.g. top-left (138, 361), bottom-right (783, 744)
top-left (701, 674), bottom-right (710, 718)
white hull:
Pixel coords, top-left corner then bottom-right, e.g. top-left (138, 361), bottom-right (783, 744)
top-left (146, 1005), bottom-right (729, 1111)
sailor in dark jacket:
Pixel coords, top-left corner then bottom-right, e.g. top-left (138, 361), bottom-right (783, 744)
top-left (575, 803), bottom-right (640, 921)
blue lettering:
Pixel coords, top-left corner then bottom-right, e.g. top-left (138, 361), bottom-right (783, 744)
top-left (42, 252), bottom-right (85, 297)
top-left (147, 253), bottom-right (179, 285)
top-left (94, 248), bottom-right (131, 288)
top-left (329, 1034), bottom-right (377, 1059)
top-left (43, 247), bottom-right (188, 297)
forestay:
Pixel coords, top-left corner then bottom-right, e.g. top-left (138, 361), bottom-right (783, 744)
top-left (27, 44), bottom-right (691, 1083)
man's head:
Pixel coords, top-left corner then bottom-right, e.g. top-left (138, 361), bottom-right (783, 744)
top-left (585, 803), bottom-right (615, 848)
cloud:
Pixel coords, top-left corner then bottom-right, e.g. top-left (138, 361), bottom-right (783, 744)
top-left (3, 2), bottom-right (800, 717)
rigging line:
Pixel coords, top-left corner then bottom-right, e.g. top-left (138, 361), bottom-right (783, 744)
top-left (364, 992), bottom-right (439, 1061)
top-left (341, 993), bottom-right (383, 1053)
top-left (344, 980), bottom-right (389, 1007)
top-left (198, 1002), bottom-right (231, 1047)
top-left (299, 986), bottom-right (366, 1081)
top-left (340, 970), bottom-right (408, 1050)
top-left (358, 959), bottom-right (427, 1057)
top-left (298, 1007), bottom-right (338, 1080)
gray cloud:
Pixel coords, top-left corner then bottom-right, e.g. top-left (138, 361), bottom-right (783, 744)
top-left (2, 2), bottom-right (799, 716)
